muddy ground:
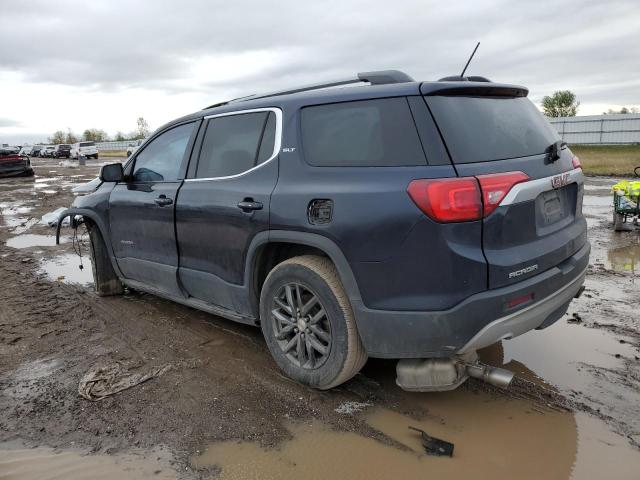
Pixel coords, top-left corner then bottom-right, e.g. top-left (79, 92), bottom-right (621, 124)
top-left (0, 158), bottom-right (639, 479)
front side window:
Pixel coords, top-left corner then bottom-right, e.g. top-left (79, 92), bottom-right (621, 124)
top-left (196, 111), bottom-right (276, 178)
top-left (132, 123), bottom-right (195, 182)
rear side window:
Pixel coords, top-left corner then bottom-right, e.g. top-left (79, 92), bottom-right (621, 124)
top-left (301, 98), bottom-right (426, 167)
top-left (196, 111), bottom-right (275, 178)
top-left (426, 96), bottom-right (560, 163)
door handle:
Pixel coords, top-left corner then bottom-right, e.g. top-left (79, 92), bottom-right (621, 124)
top-left (237, 199), bottom-right (263, 212)
top-left (154, 195), bottom-right (173, 207)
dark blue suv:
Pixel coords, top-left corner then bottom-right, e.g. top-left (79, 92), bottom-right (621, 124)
top-left (58, 70), bottom-right (589, 391)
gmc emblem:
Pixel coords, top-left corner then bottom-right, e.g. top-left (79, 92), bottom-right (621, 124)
top-left (551, 173), bottom-right (570, 189)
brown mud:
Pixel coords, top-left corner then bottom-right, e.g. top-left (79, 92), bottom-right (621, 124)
top-left (0, 160), bottom-right (638, 478)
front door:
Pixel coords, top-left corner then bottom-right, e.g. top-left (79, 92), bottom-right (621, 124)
top-left (109, 121), bottom-right (198, 295)
top-left (176, 109), bottom-right (280, 315)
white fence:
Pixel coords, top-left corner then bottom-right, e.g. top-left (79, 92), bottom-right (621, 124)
top-left (548, 114), bottom-right (640, 145)
top-left (96, 140), bottom-right (142, 151)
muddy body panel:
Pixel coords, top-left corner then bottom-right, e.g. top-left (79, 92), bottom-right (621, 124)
top-left (57, 76), bottom-right (589, 364)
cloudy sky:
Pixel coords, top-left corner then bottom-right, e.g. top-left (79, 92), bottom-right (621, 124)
top-left (1, 0), bottom-right (639, 144)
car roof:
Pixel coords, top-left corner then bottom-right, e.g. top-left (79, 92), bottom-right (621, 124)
top-left (157, 75), bottom-right (527, 133)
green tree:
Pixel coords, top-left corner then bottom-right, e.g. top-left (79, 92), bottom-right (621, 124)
top-left (542, 90), bottom-right (580, 117)
top-left (82, 128), bottom-right (109, 142)
top-left (114, 131), bottom-right (127, 141)
top-left (49, 130), bottom-right (66, 144)
top-left (135, 117), bottom-right (150, 140)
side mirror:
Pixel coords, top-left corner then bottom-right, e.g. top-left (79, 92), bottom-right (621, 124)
top-left (100, 163), bottom-right (124, 182)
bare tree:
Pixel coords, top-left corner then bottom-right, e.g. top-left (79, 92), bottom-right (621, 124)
top-left (135, 117), bottom-right (150, 139)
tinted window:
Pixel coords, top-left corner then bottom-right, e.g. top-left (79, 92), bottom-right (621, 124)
top-left (301, 98), bottom-right (426, 167)
top-left (196, 112), bottom-right (272, 178)
top-left (132, 123), bottom-right (195, 182)
top-left (426, 96), bottom-right (560, 163)
top-left (80, 142), bottom-right (95, 147)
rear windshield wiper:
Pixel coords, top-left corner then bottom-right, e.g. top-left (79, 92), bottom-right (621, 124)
top-left (546, 140), bottom-right (567, 163)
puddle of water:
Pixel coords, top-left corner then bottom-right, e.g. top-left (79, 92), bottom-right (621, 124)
top-left (480, 319), bottom-right (636, 393)
top-left (0, 205), bottom-right (34, 216)
top-left (2, 216), bottom-right (29, 228)
top-left (192, 393), bottom-right (640, 480)
top-left (6, 234), bottom-right (68, 248)
top-left (0, 444), bottom-right (175, 480)
top-left (606, 241), bottom-right (640, 274)
top-left (1, 359), bottom-right (63, 400)
top-left (39, 253), bottom-right (93, 285)
top-left (12, 218), bottom-right (39, 235)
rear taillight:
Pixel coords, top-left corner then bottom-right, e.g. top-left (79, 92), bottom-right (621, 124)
top-left (407, 178), bottom-right (482, 222)
top-left (476, 171), bottom-right (529, 217)
top-left (407, 171), bottom-right (529, 222)
top-left (572, 155), bottom-right (581, 169)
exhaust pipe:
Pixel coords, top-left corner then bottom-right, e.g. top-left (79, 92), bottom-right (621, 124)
top-left (465, 362), bottom-right (514, 388)
top-left (396, 356), bottom-right (515, 392)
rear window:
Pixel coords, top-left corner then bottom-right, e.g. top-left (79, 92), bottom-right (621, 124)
top-left (426, 96), bottom-right (560, 163)
top-left (80, 142), bottom-right (95, 147)
top-left (301, 98), bottom-right (426, 167)
top-left (196, 111), bottom-right (274, 178)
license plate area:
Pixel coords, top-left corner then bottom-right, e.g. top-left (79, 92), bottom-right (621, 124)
top-left (535, 184), bottom-right (576, 234)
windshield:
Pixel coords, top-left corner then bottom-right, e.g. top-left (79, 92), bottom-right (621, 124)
top-left (80, 142), bottom-right (95, 147)
top-left (426, 96), bottom-right (560, 163)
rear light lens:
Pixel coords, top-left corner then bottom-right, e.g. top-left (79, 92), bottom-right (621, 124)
top-left (408, 171), bottom-right (529, 222)
top-left (407, 178), bottom-right (482, 222)
top-left (476, 171), bottom-right (529, 217)
top-left (572, 155), bottom-right (581, 169)
top-left (506, 293), bottom-right (534, 309)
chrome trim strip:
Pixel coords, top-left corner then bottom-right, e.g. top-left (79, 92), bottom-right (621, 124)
top-left (185, 107), bottom-right (282, 182)
top-left (457, 267), bottom-right (587, 354)
top-left (500, 168), bottom-right (584, 206)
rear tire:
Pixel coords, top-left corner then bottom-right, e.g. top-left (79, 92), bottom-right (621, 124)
top-left (87, 223), bottom-right (124, 296)
top-left (260, 255), bottom-right (367, 389)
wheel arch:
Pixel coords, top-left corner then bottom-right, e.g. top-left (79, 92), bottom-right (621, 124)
top-left (56, 208), bottom-right (125, 279)
top-left (245, 231), bottom-right (363, 320)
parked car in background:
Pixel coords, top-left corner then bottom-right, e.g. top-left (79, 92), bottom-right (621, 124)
top-left (41, 145), bottom-right (56, 157)
top-left (126, 139), bottom-right (144, 157)
top-left (70, 141), bottom-right (99, 159)
top-left (58, 70), bottom-right (588, 392)
top-left (30, 145), bottom-right (44, 157)
top-left (19, 145), bottom-right (33, 156)
top-left (2, 145), bottom-right (21, 155)
top-left (53, 144), bottom-right (72, 158)
top-left (0, 147), bottom-right (33, 177)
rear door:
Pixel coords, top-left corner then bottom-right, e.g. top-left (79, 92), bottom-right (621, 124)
top-left (423, 89), bottom-right (587, 289)
top-left (109, 121), bottom-right (198, 295)
top-left (175, 108), bottom-right (280, 315)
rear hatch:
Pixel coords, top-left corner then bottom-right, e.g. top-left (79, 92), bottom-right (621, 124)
top-left (422, 84), bottom-right (587, 289)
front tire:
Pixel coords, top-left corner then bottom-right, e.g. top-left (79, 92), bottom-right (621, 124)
top-left (260, 255), bottom-right (367, 389)
top-left (87, 223), bottom-right (124, 296)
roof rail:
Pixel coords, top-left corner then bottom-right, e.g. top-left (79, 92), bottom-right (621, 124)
top-left (203, 69), bottom-right (414, 110)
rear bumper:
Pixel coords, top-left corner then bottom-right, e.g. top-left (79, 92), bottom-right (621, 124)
top-left (351, 241), bottom-right (590, 358)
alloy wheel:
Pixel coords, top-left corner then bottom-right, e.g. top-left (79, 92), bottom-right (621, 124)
top-left (271, 282), bottom-right (331, 369)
